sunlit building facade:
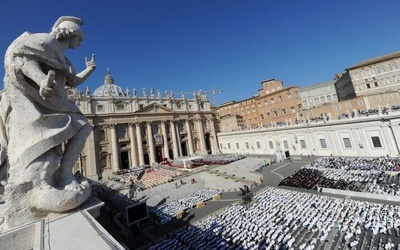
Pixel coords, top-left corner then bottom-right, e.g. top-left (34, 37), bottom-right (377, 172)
top-left (70, 71), bottom-right (219, 180)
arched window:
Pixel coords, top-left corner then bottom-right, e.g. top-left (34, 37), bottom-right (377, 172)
top-left (326, 95), bottom-right (332, 102)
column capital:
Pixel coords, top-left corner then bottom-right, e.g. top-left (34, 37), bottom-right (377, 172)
top-left (108, 123), bottom-right (117, 129)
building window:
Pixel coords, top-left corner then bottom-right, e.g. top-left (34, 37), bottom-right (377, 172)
top-left (227, 143), bottom-right (231, 149)
top-left (378, 66), bottom-right (385, 73)
top-left (390, 63), bottom-right (398, 70)
top-left (395, 75), bottom-right (400, 83)
top-left (118, 127), bottom-right (126, 139)
top-left (246, 142), bottom-right (249, 149)
top-left (358, 100), bottom-right (364, 106)
top-left (371, 136), bottom-right (382, 147)
top-left (369, 69), bottom-right (375, 75)
top-left (116, 103), bottom-right (125, 111)
top-left (269, 141), bottom-right (274, 149)
top-left (139, 104), bottom-right (144, 109)
top-left (220, 143), bottom-right (223, 148)
top-left (283, 140), bottom-right (289, 149)
top-left (343, 138), bottom-right (352, 148)
top-left (366, 83), bottom-right (371, 89)
top-left (369, 97), bottom-right (374, 104)
top-left (282, 109), bottom-right (286, 115)
top-left (188, 105), bottom-right (192, 110)
top-left (97, 105), bottom-right (104, 111)
top-left (236, 143), bottom-right (240, 149)
top-left (374, 81), bottom-right (379, 87)
top-left (383, 78), bottom-right (390, 85)
top-left (99, 130), bottom-right (106, 141)
top-left (176, 103), bottom-right (182, 110)
top-left (319, 139), bottom-right (327, 149)
top-left (256, 141), bottom-right (261, 149)
top-left (300, 140), bottom-right (306, 149)
top-left (361, 71), bottom-right (368, 78)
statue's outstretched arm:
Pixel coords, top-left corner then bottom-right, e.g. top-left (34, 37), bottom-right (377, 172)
top-left (72, 54), bottom-right (96, 87)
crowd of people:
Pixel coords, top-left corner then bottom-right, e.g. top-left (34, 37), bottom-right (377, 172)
top-left (149, 187), bottom-right (400, 249)
top-left (150, 188), bottom-right (221, 225)
top-left (191, 154), bottom-right (246, 166)
top-left (108, 167), bottom-right (182, 190)
top-left (279, 157), bottom-right (400, 197)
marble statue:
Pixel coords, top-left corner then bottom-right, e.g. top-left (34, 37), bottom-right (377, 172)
top-left (133, 88), bottom-right (137, 96)
top-left (142, 88), bottom-right (147, 97)
top-left (157, 89), bottom-right (161, 98)
top-left (150, 87), bottom-right (154, 97)
top-left (0, 16), bottom-right (96, 229)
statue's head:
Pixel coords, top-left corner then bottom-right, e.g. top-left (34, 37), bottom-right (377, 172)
top-left (50, 16), bottom-right (84, 42)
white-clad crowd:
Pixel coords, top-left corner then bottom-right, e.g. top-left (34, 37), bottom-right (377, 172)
top-left (191, 154), bottom-right (246, 166)
top-left (149, 187), bottom-right (400, 250)
top-left (151, 188), bottom-right (221, 225)
top-left (281, 157), bottom-right (400, 196)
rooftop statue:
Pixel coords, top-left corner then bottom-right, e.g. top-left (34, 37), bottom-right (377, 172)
top-left (0, 16), bottom-right (96, 229)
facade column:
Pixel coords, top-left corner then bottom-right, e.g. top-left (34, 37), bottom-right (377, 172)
top-left (195, 117), bottom-right (206, 154)
top-left (170, 120), bottom-right (180, 159)
top-left (83, 126), bottom-right (99, 180)
top-left (175, 121), bottom-right (182, 157)
top-left (161, 121), bottom-right (170, 159)
top-left (128, 123), bottom-right (139, 167)
top-left (136, 122), bottom-right (145, 166)
top-left (185, 119), bottom-right (195, 155)
top-left (209, 117), bottom-right (220, 154)
top-left (147, 121), bottom-right (156, 165)
top-left (110, 124), bottom-right (120, 172)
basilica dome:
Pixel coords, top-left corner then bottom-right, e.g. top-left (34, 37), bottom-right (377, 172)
top-left (92, 70), bottom-right (126, 97)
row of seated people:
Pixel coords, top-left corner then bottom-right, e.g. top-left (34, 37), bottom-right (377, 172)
top-left (149, 187), bottom-right (400, 250)
top-left (151, 188), bottom-right (221, 225)
top-left (310, 156), bottom-right (400, 172)
top-left (111, 165), bottom-right (149, 176)
top-left (108, 166), bottom-right (149, 182)
top-left (129, 169), bottom-right (182, 189)
top-left (191, 154), bottom-right (246, 166)
top-left (108, 168), bottom-right (182, 189)
top-left (281, 156), bottom-right (400, 194)
top-left (280, 167), bottom-right (400, 195)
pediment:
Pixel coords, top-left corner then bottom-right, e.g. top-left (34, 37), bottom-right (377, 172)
top-left (135, 103), bottom-right (173, 114)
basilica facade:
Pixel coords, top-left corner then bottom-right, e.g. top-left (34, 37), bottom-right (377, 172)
top-left (69, 71), bottom-right (219, 180)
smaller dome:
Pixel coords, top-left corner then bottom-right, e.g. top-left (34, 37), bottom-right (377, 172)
top-left (93, 69), bottom-right (126, 97)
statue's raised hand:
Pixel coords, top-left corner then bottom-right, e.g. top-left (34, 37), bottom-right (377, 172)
top-left (85, 54), bottom-right (96, 71)
top-left (40, 70), bottom-right (55, 100)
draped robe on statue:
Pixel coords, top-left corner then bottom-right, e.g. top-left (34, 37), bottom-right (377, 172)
top-left (0, 32), bottom-right (91, 220)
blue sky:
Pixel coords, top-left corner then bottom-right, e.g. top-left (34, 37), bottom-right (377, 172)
top-left (1, 0), bottom-right (400, 105)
